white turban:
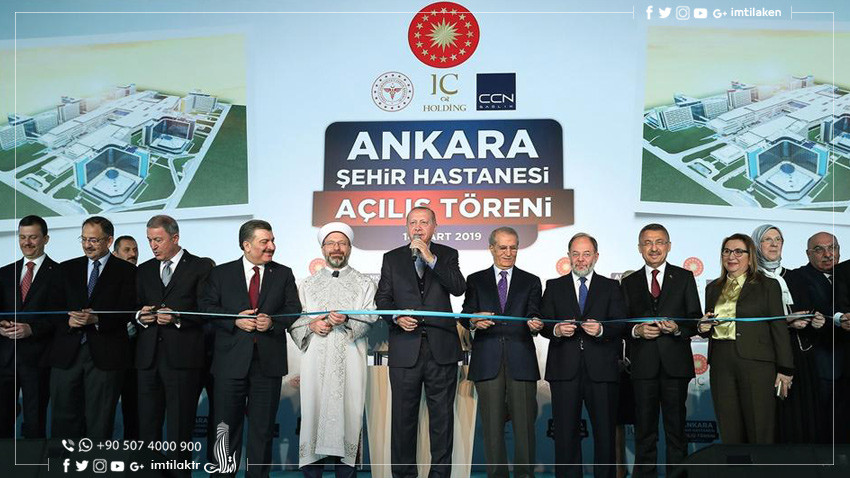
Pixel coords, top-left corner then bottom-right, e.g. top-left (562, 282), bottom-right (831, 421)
top-left (317, 222), bottom-right (354, 246)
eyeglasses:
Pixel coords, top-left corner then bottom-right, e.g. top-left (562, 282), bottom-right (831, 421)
top-left (809, 245), bottom-right (839, 255)
top-left (760, 237), bottom-right (783, 245)
top-left (322, 241), bottom-right (350, 249)
top-left (569, 251), bottom-right (595, 259)
top-left (640, 240), bottom-right (669, 248)
top-left (721, 248), bottom-right (749, 257)
top-left (79, 236), bottom-right (107, 245)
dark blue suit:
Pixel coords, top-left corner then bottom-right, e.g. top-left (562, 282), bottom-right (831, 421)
top-left (461, 265), bottom-right (541, 478)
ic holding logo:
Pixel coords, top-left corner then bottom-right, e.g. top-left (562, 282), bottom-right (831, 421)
top-left (477, 73), bottom-right (516, 111)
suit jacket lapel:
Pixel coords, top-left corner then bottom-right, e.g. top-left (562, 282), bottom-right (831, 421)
top-left (656, 267), bottom-right (676, 314)
top-left (162, 252), bottom-right (192, 298)
top-left (504, 269), bottom-right (521, 315)
top-left (582, 276), bottom-right (597, 318)
top-left (14, 259), bottom-right (24, 306)
top-left (564, 275), bottom-right (581, 318)
top-left (257, 262), bottom-right (274, 309)
top-left (88, 256), bottom-right (113, 305)
top-left (23, 259), bottom-right (52, 307)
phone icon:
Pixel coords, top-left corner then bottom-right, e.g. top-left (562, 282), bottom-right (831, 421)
top-left (61, 439), bottom-right (75, 452)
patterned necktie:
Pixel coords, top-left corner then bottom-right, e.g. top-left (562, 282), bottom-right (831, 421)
top-left (650, 269), bottom-right (661, 299)
top-left (415, 256), bottom-right (425, 279)
top-left (20, 261), bottom-right (35, 302)
top-left (578, 276), bottom-right (588, 314)
top-left (87, 259), bottom-right (100, 298)
top-left (248, 266), bottom-right (260, 310)
top-left (498, 270), bottom-right (508, 313)
top-left (161, 260), bottom-right (173, 287)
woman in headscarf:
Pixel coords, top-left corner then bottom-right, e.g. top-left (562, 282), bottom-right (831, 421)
top-left (752, 224), bottom-right (822, 443)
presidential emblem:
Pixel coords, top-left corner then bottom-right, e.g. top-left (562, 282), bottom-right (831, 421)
top-left (408, 2), bottom-right (480, 68)
top-left (555, 256), bottom-right (572, 276)
top-left (683, 257), bottom-right (704, 277)
top-left (372, 72), bottom-right (414, 112)
top-left (693, 353), bottom-right (709, 375)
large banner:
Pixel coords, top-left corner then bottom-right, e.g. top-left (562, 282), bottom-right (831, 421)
top-left (1, 0), bottom-right (848, 474)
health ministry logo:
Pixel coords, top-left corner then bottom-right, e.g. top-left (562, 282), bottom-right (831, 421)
top-left (372, 72), bottom-right (414, 112)
top-left (408, 2), bottom-right (480, 68)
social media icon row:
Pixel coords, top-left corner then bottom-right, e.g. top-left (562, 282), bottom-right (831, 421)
top-left (62, 458), bottom-right (124, 473)
top-left (646, 6), bottom-right (711, 20)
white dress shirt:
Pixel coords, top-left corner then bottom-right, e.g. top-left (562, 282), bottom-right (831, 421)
top-left (494, 265), bottom-right (514, 294)
top-left (19, 254), bottom-right (46, 284)
top-left (243, 256), bottom-right (266, 293)
top-left (160, 248), bottom-right (184, 279)
top-left (87, 253), bottom-right (109, 281)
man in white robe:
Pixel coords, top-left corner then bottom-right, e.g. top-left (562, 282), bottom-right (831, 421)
top-left (290, 222), bottom-right (377, 478)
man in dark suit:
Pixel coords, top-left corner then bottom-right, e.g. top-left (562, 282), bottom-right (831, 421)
top-left (375, 206), bottom-right (466, 478)
top-left (834, 258), bottom-right (850, 443)
top-left (48, 216), bottom-right (136, 439)
top-left (136, 215), bottom-right (212, 466)
top-left (540, 233), bottom-right (627, 478)
top-left (620, 224), bottom-right (701, 477)
top-left (199, 219), bottom-right (301, 477)
top-left (461, 226), bottom-right (542, 478)
top-left (786, 232), bottom-right (839, 443)
top-left (0, 215), bottom-right (60, 438)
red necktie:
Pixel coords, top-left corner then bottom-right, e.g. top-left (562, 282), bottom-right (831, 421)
top-left (20, 261), bottom-right (35, 302)
top-left (650, 269), bottom-right (661, 299)
top-left (248, 266), bottom-right (260, 310)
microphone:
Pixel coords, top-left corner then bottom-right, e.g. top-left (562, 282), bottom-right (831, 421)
top-left (411, 234), bottom-right (422, 261)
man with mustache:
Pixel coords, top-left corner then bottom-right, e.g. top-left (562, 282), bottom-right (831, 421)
top-left (620, 224), bottom-right (701, 476)
top-left (786, 232), bottom-right (841, 443)
top-left (0, 215), bottom-right (60, 438)
top-left (200, 219), bottom-right (301, 477)
top-left (113, 235), bottom-right (139, 265)
top-left (290, 222), bottom-right (377, 478)
top-left (48, 216), bottom-right (136, 439)
top-left (541, 233), bottom-right (627, 478)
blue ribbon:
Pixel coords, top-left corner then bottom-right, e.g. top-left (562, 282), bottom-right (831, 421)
top-left (0, 308), bottom-right (814, 324)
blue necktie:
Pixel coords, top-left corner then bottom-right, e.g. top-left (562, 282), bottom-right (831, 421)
top-left (578, 276), bottom-right (587, 314)
top-left (88, 259), bottom-right (100, 298)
